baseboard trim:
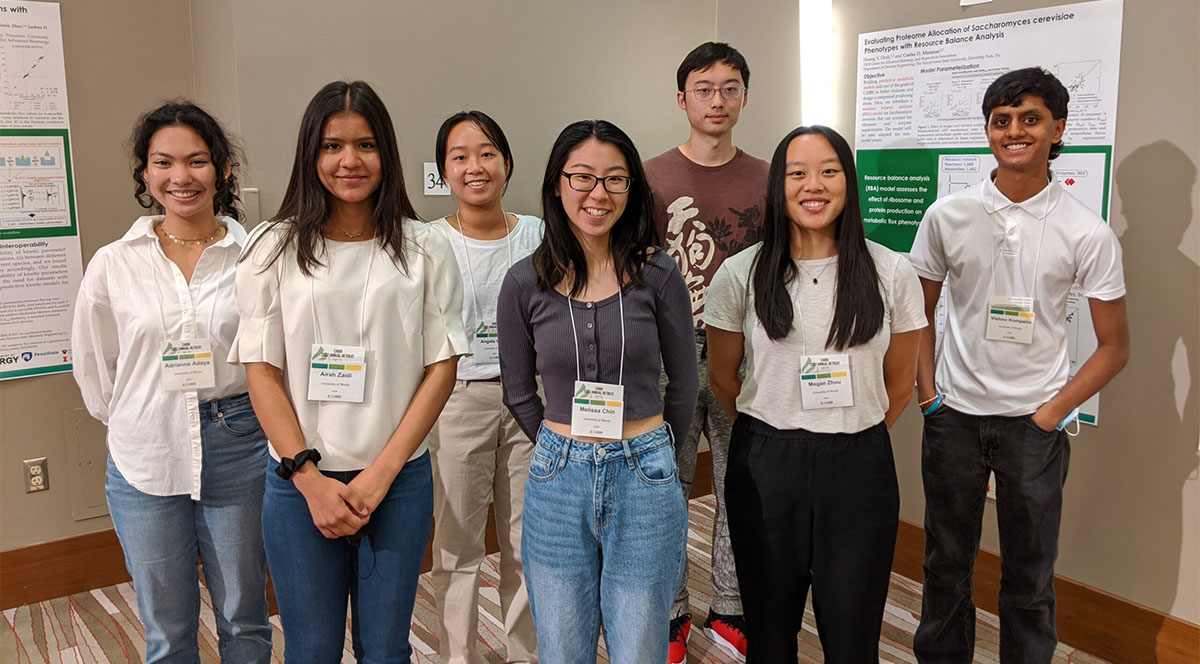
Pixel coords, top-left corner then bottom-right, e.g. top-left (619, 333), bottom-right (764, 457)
top-left (1, 529), bottom-right (129, 609)
top-left (13, 453), bottom-right (1190, 664)
top-left (895, 519), bottom-right (1200, 663)
top-left (0, 449), bottom-right (718, 611)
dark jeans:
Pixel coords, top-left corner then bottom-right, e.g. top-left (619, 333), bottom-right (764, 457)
top-left (725, 414), bottom-right (899, 663)
top-left (913, 404), bottom-right (1070, 664)
top-left (263, 453), bottom-right (433, 664)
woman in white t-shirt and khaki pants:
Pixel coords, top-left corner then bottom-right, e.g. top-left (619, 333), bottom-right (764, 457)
top-left (704, 126), bottom-right (926, 662)
top-left (429, 110), bottom-right (543, 664)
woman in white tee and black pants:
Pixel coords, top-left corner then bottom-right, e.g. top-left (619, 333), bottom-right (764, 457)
top-left (703, 126), bottom-right (926, 662)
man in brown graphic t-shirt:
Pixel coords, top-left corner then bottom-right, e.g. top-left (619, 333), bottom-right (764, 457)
top-left (644, 41), bottom-right (768, 664)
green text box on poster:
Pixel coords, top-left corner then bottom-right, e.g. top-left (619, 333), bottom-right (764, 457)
top-left (857, 145), bottom-right (1113, 253)
top-left (0, 128), bottom-right (78, 241)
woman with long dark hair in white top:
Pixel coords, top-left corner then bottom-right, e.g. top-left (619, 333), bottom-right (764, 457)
top-left (232, 81), bottom-right (468, 663)
top-left (705, 126), bottom-right (926, 662)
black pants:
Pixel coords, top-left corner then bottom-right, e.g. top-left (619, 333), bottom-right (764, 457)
top-left (725, 414), bottom-right (899, 663)
top-left (913, 405), bottom-right (1070, 664)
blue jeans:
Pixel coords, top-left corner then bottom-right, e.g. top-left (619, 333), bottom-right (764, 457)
top-left (263, 451), bottom-right (433, 664)
top-left (105, 392), bottom-right (270, 664)
top-left (914, 404), bottom-right (1070, 664)
top-left (522, 423), bottom-right (687, 664)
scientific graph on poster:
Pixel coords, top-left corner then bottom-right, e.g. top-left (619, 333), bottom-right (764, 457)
top-left (0, 1), bottom-right (81, 381)
top-left (855, 0), bottom-right (1124, 424)
top-left (0, 1), bottom-right (68, 128)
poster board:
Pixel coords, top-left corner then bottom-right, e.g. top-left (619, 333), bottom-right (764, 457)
top-left (854, 0), bottom-right (1124, 424)
top-left (0, 0), bottom-right (81, 381)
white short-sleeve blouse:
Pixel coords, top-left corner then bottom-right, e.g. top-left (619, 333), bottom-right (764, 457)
top-left (230, 219), bottom-right (470, 470)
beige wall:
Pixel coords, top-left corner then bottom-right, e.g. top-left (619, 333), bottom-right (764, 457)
top-left (834, 0), bottom-right (1200, 626)
top-left (2, 0), bottom-right (1195, 630)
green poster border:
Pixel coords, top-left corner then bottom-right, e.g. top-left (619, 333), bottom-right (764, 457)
top-left (0, 364), bottom-right (72, 381)
top-left (0, 127), bottom-right (78, 240)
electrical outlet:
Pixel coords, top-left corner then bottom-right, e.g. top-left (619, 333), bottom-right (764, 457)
top-left (24, 457), bottom-right (48, 493)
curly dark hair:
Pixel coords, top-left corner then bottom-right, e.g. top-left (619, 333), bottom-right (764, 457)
top-left (130, 101), bottom-right (242, 220)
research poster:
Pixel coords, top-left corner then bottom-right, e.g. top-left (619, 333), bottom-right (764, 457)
top-left (855, 0), bottom-right (1123, 424)
top-left (0, 0), bottom-right (81, 381)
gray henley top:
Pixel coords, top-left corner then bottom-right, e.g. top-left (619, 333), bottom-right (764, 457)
top-left (497, 250), bottom-right (699, 442)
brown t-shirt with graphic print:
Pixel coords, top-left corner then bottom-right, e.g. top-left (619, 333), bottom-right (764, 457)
top-left (645, 147), bottom-right (770, 327)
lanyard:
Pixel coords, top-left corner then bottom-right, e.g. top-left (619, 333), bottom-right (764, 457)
top-left (148, 232), bottom-right (225, 345)
top-left (566, 284), bottom-right (626, 385)
top-left (310, 243), bottom-right (373, 348)
top-left (452, 212), bottom-right (513, 325)
top-left (792, 256), bottom-right (837, 356)
top-left (986, 179), bottom-right (1052, 302)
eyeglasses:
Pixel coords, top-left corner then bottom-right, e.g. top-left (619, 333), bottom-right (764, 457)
top-left (684, 84), bottom-right (746, 102)
top-left (560, 172), bottom-right (633, 194)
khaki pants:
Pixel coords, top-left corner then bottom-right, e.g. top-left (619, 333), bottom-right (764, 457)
top-left (431, 380), bottom-right (537, 664)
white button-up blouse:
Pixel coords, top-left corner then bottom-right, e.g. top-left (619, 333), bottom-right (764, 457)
top-left (229, 219), bottom-right (469, 470)
top-left (72, 216), bottom-right (249, 499)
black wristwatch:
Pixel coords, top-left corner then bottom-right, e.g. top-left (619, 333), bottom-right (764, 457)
top-left (276, 449), bottom-right (322, 480)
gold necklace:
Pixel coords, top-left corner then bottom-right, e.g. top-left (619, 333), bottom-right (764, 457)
top-left (156, 221), bottom-right (222, 246)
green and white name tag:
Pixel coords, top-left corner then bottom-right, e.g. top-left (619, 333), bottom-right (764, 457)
top-left (472, 320), bottom-right (500, 364)
top-left (571, 380), bottom-right (625, 440)
top-left (160, 339), bottom-right (215, 392)
top-left (799, 354), bottom-right (853, 409)
top-left (985, 295), bottom-right (1036, 344)
top-left (308, 344), bottom-right (368, 403)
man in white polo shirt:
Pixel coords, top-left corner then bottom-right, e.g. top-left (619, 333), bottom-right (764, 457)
top-left (908, 67), bottom-right (1129, 663)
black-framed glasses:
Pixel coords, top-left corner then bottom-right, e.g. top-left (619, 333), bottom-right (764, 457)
top-left (685, 84), bottom-right (746, 102)
top-left (560, 171), bottom-right (633, 194)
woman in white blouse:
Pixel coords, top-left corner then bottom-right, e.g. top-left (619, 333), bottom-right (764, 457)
top-left (429, 110), bottom-right (543, 664)
top-left (232, 81), bottom-right (468, 662)
top-left (72, 102), bottom-right (271, 663)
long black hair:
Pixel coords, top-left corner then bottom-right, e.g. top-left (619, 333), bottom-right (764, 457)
top-left (532, 120), bottom-right (656, 296)
top-left (130, 101), bottom-right (242, 221)
top-left (752, 126), bottom-right (883, 348)
top-left (254, 80), bottom-right (418, 275)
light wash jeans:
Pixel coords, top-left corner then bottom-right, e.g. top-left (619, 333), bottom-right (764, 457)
top-left (105, 392), bottom-right (270, 664)
top-left (522, 423), bottom-right (687, 664)
top-left (263, 451), bottom-right (433, 664)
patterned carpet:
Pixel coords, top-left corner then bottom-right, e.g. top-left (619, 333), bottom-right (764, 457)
top-left (3, 495), bottom-right (1110, 663)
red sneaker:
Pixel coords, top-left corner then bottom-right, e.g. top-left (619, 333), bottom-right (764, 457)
top-left (704, 610), bottom-right (747, 662)
top-left (668, 613), bottom-right (691, 664)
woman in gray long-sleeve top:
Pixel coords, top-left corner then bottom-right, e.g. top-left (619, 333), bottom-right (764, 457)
top-left (497, 120), bottom-right (698, 664)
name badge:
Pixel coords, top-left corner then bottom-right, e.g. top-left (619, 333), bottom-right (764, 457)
top-left (160, 339), bottom-right (216, 391)
top-left (985, 295), bottom-right (1036, 344)
top-left (472, 320), bottom-right (500, 364)
top-left (799, 354), bottom-right (853, 409)
top-left (571, 380), bottom-right (625, 440)
top-left (308, 344), bottom-right (368, 403)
